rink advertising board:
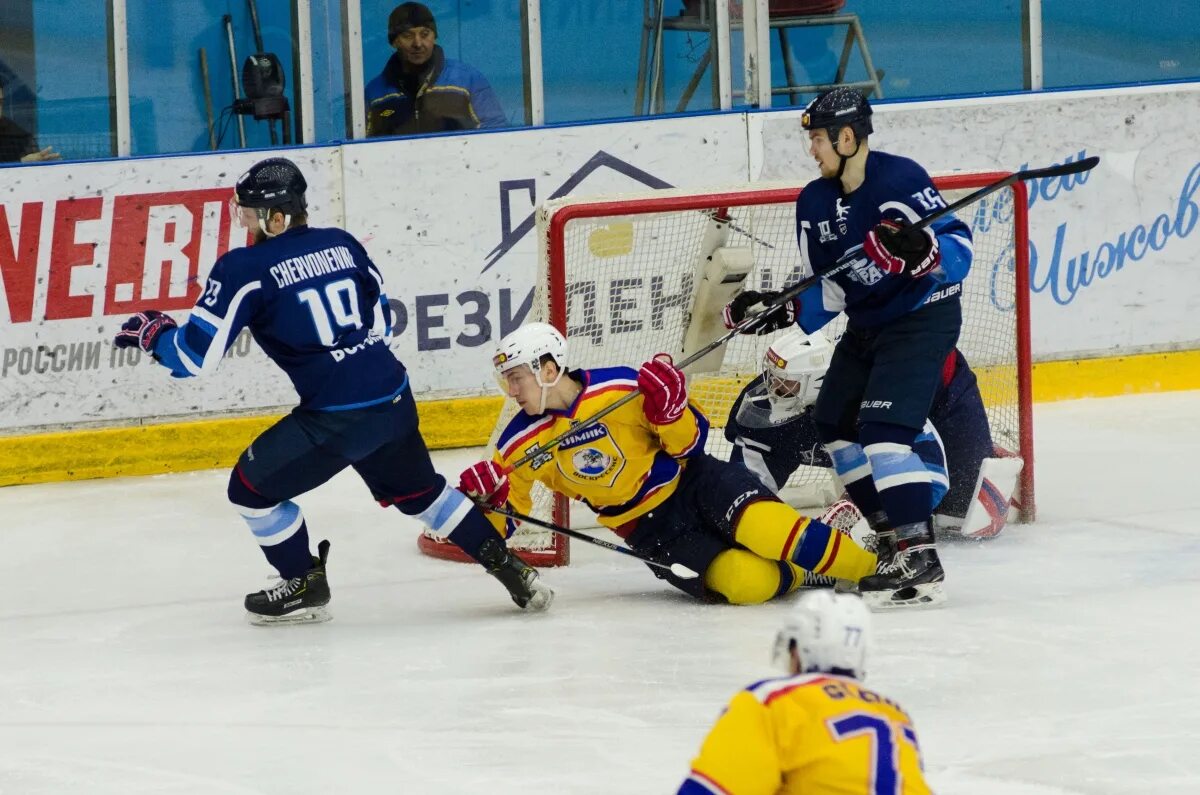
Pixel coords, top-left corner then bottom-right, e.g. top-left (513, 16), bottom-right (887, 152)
top-left (1, 115), bottom-right (750, 433)
top-left (0, 148), bottom-right (344, 431)
top-left (3, 85), bottom-right (1199, 445)
top-left (757, 84), bottom-right (1200, 361)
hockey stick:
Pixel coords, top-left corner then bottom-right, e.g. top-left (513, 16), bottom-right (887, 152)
top-left (223, 14), bottom-right (247, 148)
top-left (482, 503), bottom-right (700, 580)
top-left (199, 48), bottom-right (216, 150)
top-left (506, 155), bottom-right (1100, 473)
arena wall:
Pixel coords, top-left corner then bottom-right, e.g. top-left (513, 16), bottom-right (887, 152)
top-left (2, 84), bottom-right (1198, 485)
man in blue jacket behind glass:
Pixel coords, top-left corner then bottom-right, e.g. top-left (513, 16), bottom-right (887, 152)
top-left (365, 2), bottom-right (507, 137)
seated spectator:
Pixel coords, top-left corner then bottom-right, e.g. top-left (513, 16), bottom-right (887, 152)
top-left (0, 80), bottom-right (60, 163)
top-left (365, 2), bottom-right (507, 137)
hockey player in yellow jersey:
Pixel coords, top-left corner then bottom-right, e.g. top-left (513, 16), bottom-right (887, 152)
top-left (679, 590), bottom-right (932, 794)
top-left (457, 323), bottom-right (878, 604)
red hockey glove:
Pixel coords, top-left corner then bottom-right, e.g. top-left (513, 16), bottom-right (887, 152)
top-left (113, 310), bottom-right (178, 355)
top-left (864, 220), bottom-right (940, 278)
top-left (458, 460), bottom-right (510, 509)
top-left (638, 354), bottom-right (687, 425)
top-left (722, 290), bottom-right (799, 335)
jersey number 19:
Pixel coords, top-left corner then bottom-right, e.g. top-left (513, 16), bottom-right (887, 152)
top-left (297, 277), bottom-right (363, 346)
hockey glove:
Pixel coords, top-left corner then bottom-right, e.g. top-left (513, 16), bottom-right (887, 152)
top-left (113, 310), bottom-right (178, 355)
top-left (864, 220), bottom-right (940, 278)
top-left (722, 290), bottom-right (799, 335)
top-left (459, 460), bottom-right (510, 509)
top-left (637, 354), bottom-right (687, 425)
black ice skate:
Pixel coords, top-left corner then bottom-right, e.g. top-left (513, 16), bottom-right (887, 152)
top-left (477, 537), bottom-right (554, 611)
top-left (245, 540), bottom-right (332, 625)
top-left (858, 521), bottom-right (946, 609)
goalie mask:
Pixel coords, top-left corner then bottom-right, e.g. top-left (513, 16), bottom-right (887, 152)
top-left (493, 322), bottom-right (568, 414)
top-left (763, 329), bottom-right (831, 415)
top-left (771, 590), bottom-right (871, 679)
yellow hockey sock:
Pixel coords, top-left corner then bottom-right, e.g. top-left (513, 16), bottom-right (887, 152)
top-left (733, 501), bottom-right (877, 581)
top-left (703, 549), bottom-right (806, 605)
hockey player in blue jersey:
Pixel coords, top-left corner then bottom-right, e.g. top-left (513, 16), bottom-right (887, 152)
top-left (723, 88), bottom-right (973, 608)
top-left (726, 329), bottom-right (1022, 539)
top-left (113, 157), bottom-right (552, 623)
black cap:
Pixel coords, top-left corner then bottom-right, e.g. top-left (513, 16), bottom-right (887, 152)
top-left (388, 3), bottom-right (437, 42)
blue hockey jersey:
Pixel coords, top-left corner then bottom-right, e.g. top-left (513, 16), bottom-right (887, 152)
top-left (152, 225), bottom-right (407, 411)
top-left (794, 151), bottom-right (974, 332)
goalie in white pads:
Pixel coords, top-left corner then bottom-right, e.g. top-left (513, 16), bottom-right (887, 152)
top-left (726, 329), bottom-right (1022, 540)
top-left (458, 323), bottom-right (881, 605)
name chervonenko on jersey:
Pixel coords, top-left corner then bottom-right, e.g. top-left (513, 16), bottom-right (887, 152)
top-left (572, 447), bottom-right (616, 480)
top-left (330, 331), bottom-right (384, 362)
top-left (834, 197), bottom-right (851, 234)
top-left (270, 245), bottom-right (358, 288)
top-left (846, 254), bottom-right (884, 286)
top-left (559, 424), bottom-right (609, 450)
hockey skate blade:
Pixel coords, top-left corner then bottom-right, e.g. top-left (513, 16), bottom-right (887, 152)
top-left (246, 605), bottom-right (332, 626)
top-left (862, 582), bottom-right (946, 611)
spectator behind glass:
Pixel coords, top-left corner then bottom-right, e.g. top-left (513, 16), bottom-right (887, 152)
top-left (365, 2), bottom-right (507, 137)
top-left (0, 81), bottom-right (60, 163)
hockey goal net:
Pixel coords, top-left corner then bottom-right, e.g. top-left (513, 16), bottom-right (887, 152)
top-left (418, 175), bottom-right (1034, 567)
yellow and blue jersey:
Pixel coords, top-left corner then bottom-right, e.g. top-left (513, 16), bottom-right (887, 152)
top-left (680, 673), bottom-right (932, 795)
top-left (492, 367), bottom-right (709, 534)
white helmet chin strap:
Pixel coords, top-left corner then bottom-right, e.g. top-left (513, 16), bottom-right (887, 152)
top-left (533, 363), bottom-right (565, 414)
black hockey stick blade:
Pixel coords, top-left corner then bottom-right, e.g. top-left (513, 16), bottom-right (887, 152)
top-left (911, 155), bottom-right (1100, 233)
top-left (482, 503), bottom-right (700, 579)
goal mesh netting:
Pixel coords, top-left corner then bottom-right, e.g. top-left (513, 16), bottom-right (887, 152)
top-left (419, 175), bottom-right (1033, 567)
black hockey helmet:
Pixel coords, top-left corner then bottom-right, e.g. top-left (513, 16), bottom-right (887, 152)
top-left (801, 88), bottom-right (873, 142)
top-left (235, 157), bottom-right (308, 215)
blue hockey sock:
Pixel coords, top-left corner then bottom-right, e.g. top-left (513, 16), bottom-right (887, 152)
top-left (410, 483), bottom-right (496, 563)
top-left (824, 439), bottom-right (885, 520)
top-left (237, 500), bottom-right (313, 579)
top-left (859, 422), bottom-right (940, 528)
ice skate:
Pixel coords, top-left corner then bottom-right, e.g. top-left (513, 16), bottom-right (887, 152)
top-left (858, 522), bottom-right (946, 609)
top-left (245, 540), bottom-right (332, 625)
top-left (478, 537), bottom-right (554, 611)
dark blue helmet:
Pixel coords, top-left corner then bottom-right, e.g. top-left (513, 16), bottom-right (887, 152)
top-left (235, 157), bottom-right (308, 215)
top-left (801, 88), bottom-right (873, 142)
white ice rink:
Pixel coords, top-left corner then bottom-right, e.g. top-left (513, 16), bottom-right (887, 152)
top-left (2, 391), bottom-right (1198, 794)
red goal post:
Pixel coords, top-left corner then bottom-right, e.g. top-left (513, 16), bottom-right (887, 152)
top-left (419, 174), bottom-right (1034, 567)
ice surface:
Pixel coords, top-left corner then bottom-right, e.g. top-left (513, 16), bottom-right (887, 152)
top-left (1, 392), bottom-right (1198, 794)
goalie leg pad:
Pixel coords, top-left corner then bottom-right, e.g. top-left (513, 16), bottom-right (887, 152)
top-left (946, 456), bottom-right (1024, 539)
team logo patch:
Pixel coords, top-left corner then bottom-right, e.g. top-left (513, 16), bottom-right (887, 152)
top-left (764, 348), bottom-right (788, 370)
top-left (572, 447), bottom-right (614, 478)
top-left (817, 220), bottom-right (837, 244)
top-left (492, 352), bottom-right (512, 369)
top-left (835, 197), bottom-right (851, 234)
top-left (560, 424), bottom-right (609, 450)
top-left (847, 255), bottom-right (885, 286)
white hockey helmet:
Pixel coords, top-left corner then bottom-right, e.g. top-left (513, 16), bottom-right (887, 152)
top-left (762, 329), bottom-right (832, 414)
top-left (771, 590), bottom-right (871, 679)
top-left (493, 322), bottom-right (568, 392)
